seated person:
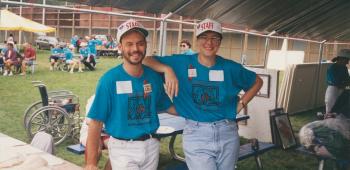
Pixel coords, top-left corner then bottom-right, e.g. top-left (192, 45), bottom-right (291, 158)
top-left (64, 45), bottom-right (83, 74)
top-left (49, 44), bottom-right (65, 71)
top-left (79, 42), bottom-right (95, 71)
top-left (80, 95), bottom-right (111, 170)
top-left (3, 42), bottom-right (20, 76)
top-left (20, 43), bottom-right (36, 75)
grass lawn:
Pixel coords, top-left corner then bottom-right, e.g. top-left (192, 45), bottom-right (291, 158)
top-left (0, 50), bottom-right (335, 169)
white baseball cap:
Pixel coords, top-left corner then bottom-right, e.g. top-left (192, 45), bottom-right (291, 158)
top-left (196, 18), bottom-right (222, 37)
top-left (117, 19), bottom-right (148, 42)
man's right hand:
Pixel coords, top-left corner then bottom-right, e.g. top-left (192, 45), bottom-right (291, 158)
top-left (164, 67), bottom-right (178, 98)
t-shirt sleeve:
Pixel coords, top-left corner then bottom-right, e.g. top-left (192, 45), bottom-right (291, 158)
top-left (232, 64), bottom-right (257, 92)
top-left (87, 77), bottom-right (111, 123)
top-left (154, 55), bottom-right (178, 68)
top-left (155, 76), bottom-right (172, 112)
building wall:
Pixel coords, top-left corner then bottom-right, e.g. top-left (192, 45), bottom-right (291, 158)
top-left (2, 7), bottom-right (350, 65)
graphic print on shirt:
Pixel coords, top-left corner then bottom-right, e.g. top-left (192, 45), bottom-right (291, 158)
top-left (127, 92), bottom-right (152, 126)
top-left (192, 80), bottom-right (221, 112)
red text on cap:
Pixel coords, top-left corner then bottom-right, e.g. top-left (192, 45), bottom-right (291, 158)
top-left (126, 21), bottom-right (139, 29)
top-left (199, 22), bottom-right (213, 30)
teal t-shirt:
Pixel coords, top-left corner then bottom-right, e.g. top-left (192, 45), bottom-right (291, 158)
top-left (63, 48), bottom-right (73, 60)
top-left (88, 39), bottom-right (98, 55)
top-left (156, 54), bottom-right (256, 122)
top-left (327, 63), bottom-right (350, 87)
top-left (88, 64), bottom-right (172, 139)
top-left (51, 48), bottom-right (64, 56)
top-left (79, 47), bottom-right (90, 57)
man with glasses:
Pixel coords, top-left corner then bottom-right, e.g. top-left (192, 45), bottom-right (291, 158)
top-left (179, 39), bottom-right (195, 55)
top-left (143, 18), bottom-right (263, 170)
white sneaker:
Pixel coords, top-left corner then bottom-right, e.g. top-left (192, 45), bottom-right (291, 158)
top-left (8, 71), bottom-right (13, 76)
top-left (3, 70), bottom-right (8, 76)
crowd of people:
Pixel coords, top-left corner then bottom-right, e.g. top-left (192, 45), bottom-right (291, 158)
top-left (0, 41), bottom-right (36, 76)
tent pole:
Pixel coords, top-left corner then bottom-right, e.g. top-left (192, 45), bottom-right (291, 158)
top-left (42, 0), bottom-right (46, 25)
top-left (263, 31), bottom-right (276, 68)
top-left (19, 0), bottom-right (22, 45)
top-left (5, 5), bottom-right (8, 41)
top-left (313, 40), bottom-right (326, 108)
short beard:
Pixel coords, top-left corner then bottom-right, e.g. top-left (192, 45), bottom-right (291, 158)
top-left (122, 50), bottom-right (146, 65)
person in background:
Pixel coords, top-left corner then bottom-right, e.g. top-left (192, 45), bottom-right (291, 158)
top-left (49, 44), bottom-right (65, 71)
top-left (20, 43), bottom-right (36, 75)
top-left (76, 37), bottom-right (82, 53)
top-left (3, 42), bottom-right (19, 76)
top-left (143, 18), bottom-right (263, 170)
top-left (180, 39), bottom-right (196, 55)
top-left (79, 42), bottom-right (95, 71)
top-left (71, 35), bottom-right (78, 48)
top-left (84, 19), bottom-right (177, 170)
top-left (7, 34), bottom-right (14, 43)
top-left (87, 35), bottom-right (99, 60)
top-left (105, 36), bottom-right (116, 49)
top-left (325, 49), bottom-right (350, 115)
top-left (64, 44), bottom-right (83, 74)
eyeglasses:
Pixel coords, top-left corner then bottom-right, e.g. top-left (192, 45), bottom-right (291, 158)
top-left (180, 44), bottom-right (187, 48)
top-left (198, 36), bottom-right (221, 44)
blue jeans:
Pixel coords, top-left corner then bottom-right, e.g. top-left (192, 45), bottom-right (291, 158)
top-left (183, 119), bottom-right (240, 170)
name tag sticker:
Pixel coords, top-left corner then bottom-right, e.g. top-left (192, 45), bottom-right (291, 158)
top-left (188, 69), bottom-right (197, 78)
top-left (116, 81), bottom-right (132, 94)
top-left (209, 70), bottom-right (224, 81)
top-left (143, 83), bottom-right (152, 94)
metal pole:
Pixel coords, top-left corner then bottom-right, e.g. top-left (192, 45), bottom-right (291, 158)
top-left (19, 0), bottom-right (22, 44)
top-left (263, 31), bottom-right (276, 68)
top-left (42, 0), bottom-right (45, 24)
top-left (5, 4), bottom-right (8, 40)
top-left (314, 40), bottom-right (326, 108)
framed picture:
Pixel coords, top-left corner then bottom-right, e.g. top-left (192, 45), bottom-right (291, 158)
top-left (256, 74), bottom-right (270, 98)
top-left (269, 108), bottom-right (285, 145)
top-left (274, 113), bottom-right (297, 149)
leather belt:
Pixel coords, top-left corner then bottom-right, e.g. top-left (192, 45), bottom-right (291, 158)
top-left (113, 134), bottom-right (158, 141)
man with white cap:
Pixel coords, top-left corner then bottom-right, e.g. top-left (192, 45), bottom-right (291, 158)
top-left (325, 49), bottom-right (350, 115)
top-left (143, 18), bottom-right (263, 170)
top-left (85, 19), bottom-right (177, 170)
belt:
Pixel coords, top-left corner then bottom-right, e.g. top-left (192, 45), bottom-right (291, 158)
top-left (113, 134), bottom-right (158, 141)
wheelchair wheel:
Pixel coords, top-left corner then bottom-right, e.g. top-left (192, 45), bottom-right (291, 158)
top-left (23, 100), bottom-right (43, 129)
top-left (26, 106), bottom-right (72, 145)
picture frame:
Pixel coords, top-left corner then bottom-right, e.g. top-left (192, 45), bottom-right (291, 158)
top-left (274, 113), bottom-right (297, 149)
top-left (256, 74), bottom-right (270, 98)
top-left (269, 108), bottom-right (284, 145)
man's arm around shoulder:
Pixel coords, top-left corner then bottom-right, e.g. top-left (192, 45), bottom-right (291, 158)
top-left (143, 56), bottom-right (179, 97)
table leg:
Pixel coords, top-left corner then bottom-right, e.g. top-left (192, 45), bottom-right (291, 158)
top-left (168, 134), bottom-right (185, 162)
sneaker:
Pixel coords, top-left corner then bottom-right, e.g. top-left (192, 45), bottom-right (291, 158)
top-left (3, 70), bottom-right (8, 76)
top-left (78, 70), bottom-right (83, 73)
top-left (20, 73), bottom-right (26, 76)
top-left (50, 66), bottom-right (53, 71)
top-left (70, 71), bottom-right (74, 74)
top-left (8, 71), bottom-right (13, 76)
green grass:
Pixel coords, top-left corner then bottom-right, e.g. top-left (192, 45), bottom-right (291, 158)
top-left (0, 50), bottom-right (335, 169)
